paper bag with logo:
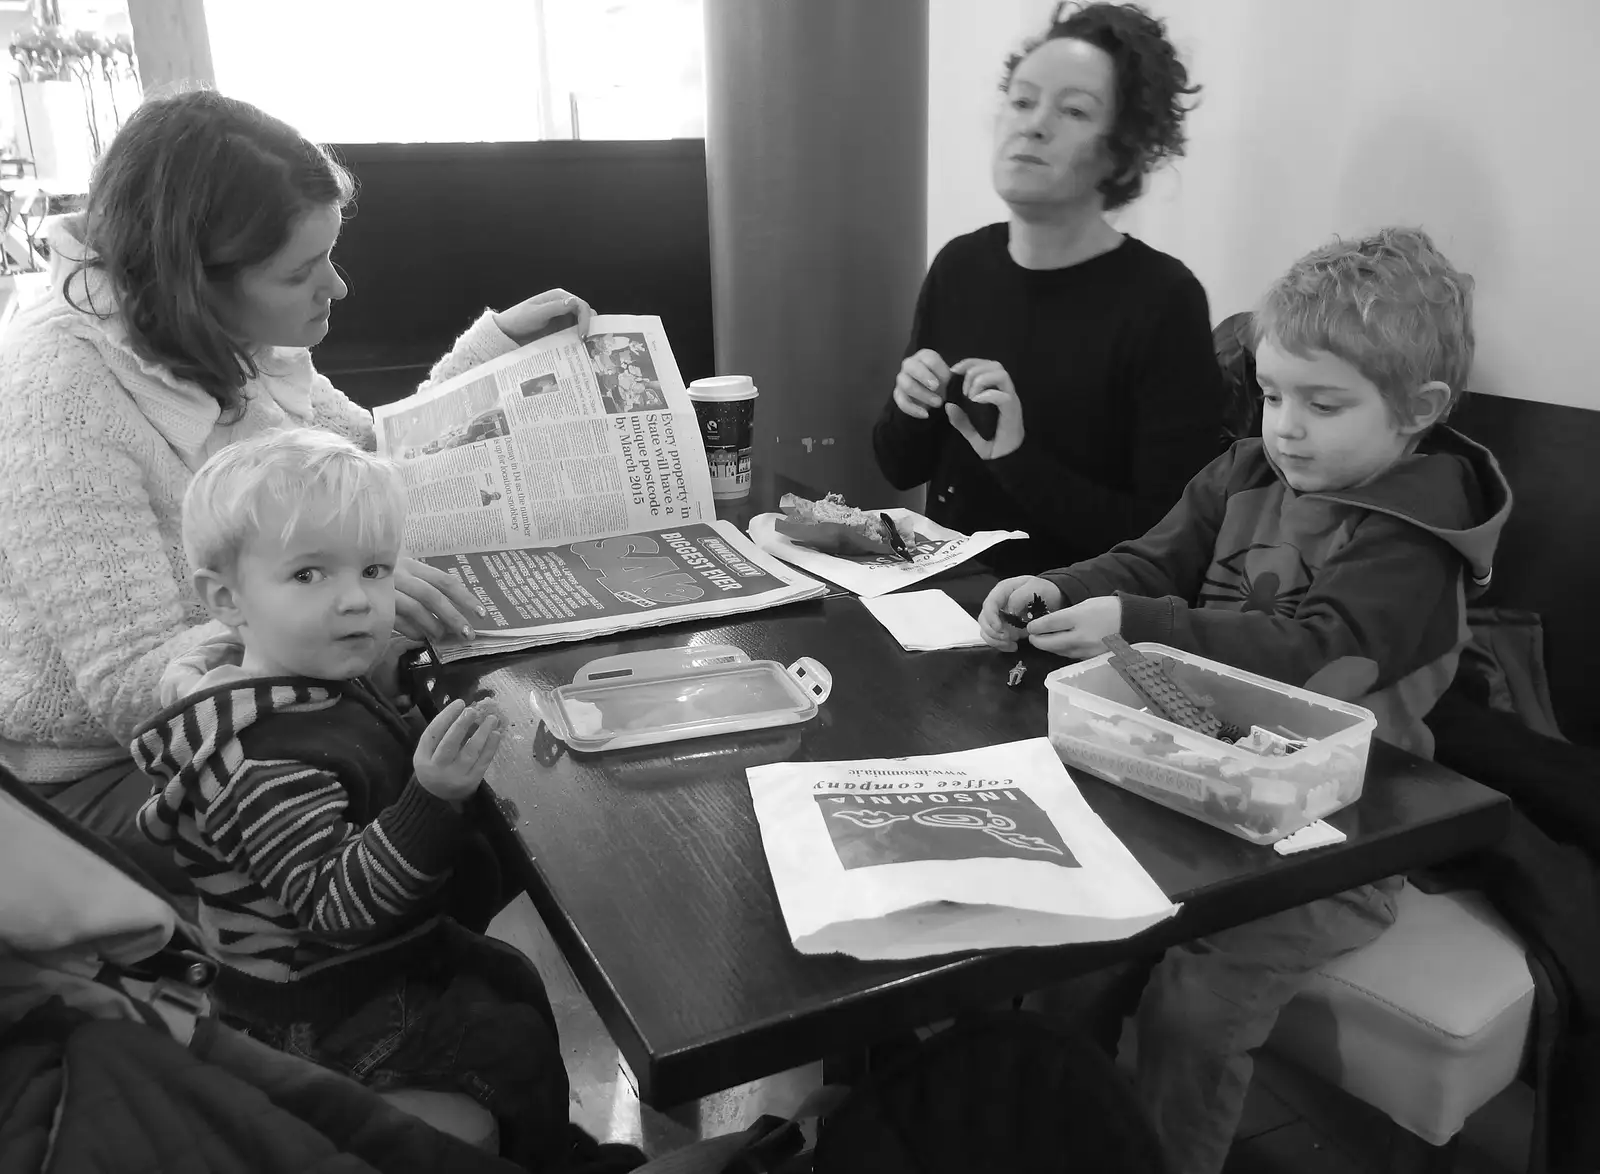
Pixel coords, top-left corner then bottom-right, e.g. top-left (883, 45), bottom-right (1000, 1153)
top-left (747, 738), bottom-right (1179, 960)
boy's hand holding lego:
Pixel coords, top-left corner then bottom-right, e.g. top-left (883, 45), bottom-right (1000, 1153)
top-left (893, 348), bottom-right (953, 419)
top-left (979, 575), bottom-right (1063, 650)
top-left (1025, 596), bottom-right (1123, 659)
top-left (415, 698), bottom-right (503, 802)
top-left (980, 576), bottom-right (1122, 659)
top-left (945, 357), bottom-right (1025, 460)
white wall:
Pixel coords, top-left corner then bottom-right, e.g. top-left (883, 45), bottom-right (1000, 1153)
top-left (929, 0), bottom-right (1600, 409)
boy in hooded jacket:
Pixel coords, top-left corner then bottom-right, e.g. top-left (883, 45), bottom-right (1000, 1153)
top-left (979, 227), bottom-right (1512, 1174)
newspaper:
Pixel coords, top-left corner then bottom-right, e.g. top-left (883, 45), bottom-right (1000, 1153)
top-left (747, 507), bottom-right (1026, 598)
top-left (415, 521), bottom-right (826, 661)
top-left (376, 315), bottom-right (716, 551)
top-left (747, 738), bottom-right (1179, 959)
top-left (374, 314), bottom-right (826, 661)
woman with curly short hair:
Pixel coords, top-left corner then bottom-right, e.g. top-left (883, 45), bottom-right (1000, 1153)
top-left (874, 2), bottom-right (1227, 575)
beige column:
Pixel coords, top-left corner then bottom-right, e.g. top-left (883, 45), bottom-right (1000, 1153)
top-left (126, 0), bottom-right (214, 91)
top-left (703, 0), bottom-right (928, 512)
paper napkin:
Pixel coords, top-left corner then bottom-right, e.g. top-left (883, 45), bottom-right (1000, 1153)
top-left (861, 589), bottom-right (988, 652)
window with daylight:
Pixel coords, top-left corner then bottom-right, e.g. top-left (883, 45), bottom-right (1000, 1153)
top-left (203, 0), bottom-right (706, 143)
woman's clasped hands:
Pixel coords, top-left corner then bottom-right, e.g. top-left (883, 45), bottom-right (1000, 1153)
top-left (893, 349), bottom-right (1025, 460)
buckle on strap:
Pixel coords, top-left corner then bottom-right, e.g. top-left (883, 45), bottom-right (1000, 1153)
top-left (104, 945), bottom-right (217, 1046)
top-left (119, 946), bottom-right (218, 990)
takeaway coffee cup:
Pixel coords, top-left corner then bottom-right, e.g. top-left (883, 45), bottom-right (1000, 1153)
top-left (686, 375), bottom-right (758, 500)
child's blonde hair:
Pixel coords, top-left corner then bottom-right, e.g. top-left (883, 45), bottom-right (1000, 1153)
top-left (1254, 226), bottom-right (1475, 424)
top-left (183, 428), bottom-right (407, 573)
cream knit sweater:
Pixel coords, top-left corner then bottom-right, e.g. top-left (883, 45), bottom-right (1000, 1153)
top-left (0, 216), bottom-right (519, 783)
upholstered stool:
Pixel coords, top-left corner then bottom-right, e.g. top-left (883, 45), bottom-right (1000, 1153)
top-left (1265, 882), bottom-right (1534, 1153)
top-left (380, 1088), bottom-right (499, 1152)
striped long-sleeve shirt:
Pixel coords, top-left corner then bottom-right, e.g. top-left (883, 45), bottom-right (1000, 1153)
top-left (132, 677), bottom-right (465, 983)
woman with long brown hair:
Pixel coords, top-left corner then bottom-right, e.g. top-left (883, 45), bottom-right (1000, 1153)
top-left (0, 89), bottom-right (587, 883)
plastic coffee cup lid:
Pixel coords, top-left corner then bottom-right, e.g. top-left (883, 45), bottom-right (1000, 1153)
top-left (687, 375), bottom-right (758, 401)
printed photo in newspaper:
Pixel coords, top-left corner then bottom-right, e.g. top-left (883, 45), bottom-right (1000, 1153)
top-left (373, 315), bottom-right (825, 660)
top-left (376, 314), bottom-right (713, 555)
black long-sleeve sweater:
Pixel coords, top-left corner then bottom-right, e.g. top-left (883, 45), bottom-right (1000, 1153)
top-left (873, 224), bottom-right (1229, 575)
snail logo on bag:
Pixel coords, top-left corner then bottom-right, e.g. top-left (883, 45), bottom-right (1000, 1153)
top-left (815, 784), bottom-right (1080, 870)
top-left (860, 531), bottom-right (956, 567)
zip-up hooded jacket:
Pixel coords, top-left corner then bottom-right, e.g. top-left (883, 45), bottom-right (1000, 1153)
top-left (1042, 427), bottom-right (1512, 756)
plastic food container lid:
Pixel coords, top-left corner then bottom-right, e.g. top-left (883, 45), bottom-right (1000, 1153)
top-left (530, 643), bottom-right (830, 753)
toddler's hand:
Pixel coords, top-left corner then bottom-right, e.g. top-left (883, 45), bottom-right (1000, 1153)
top-left (893, 349), bottom-right (951, 419)
top-left (1027, 596), bottom-right (1123, 660)
top-left (978, 576), bottom-right (1063, 651)
top-left (415, 699), bottom-right (503, 802)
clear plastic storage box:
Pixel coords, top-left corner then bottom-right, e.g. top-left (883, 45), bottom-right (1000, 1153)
top-left (1044, 644), bottom-right (1376, 844)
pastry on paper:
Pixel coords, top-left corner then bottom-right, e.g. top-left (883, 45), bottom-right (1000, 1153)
top-left (774, 492), bottom-right (910, 559)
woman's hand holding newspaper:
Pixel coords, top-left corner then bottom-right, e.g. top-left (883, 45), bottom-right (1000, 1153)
top-left (493, 288), bottom-right (594, 344)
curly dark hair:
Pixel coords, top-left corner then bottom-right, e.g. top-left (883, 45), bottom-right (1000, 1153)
top-left (1001, 2), bottom-right (1199, 211)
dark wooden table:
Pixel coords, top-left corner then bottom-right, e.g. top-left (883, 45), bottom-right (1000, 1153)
top-left (415, 575), bottom-right (1509, 1108)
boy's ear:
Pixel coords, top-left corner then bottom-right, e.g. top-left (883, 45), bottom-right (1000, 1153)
top-left (192, 568), bottom-right (245, 627)
top-left (1402, 380), bottom-right (1452, 434)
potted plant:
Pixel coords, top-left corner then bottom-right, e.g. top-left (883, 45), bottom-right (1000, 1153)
top-left (8, 1), bottom-right (139, 188)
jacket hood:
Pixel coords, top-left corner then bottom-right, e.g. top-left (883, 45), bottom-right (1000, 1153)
top-left (1295, 426), bottom-right (1511, 590)
top-left (46, 213), bottom-right (105, 308)
top-left (132, 677), bottom-right (345, 785)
